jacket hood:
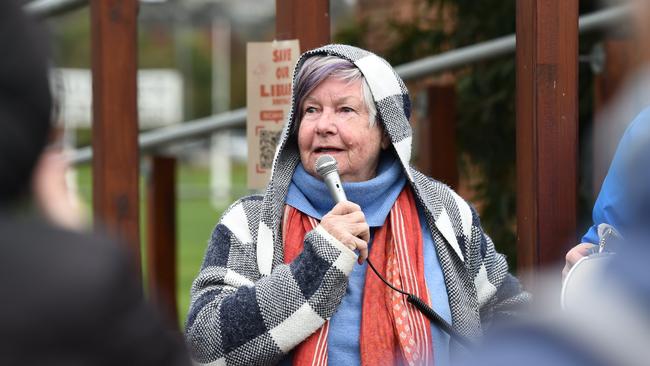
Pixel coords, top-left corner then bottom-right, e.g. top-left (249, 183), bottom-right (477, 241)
top-left (274, 44), bottom-right (415, 182)
top-left (256, 44), bottom-right (418, 275)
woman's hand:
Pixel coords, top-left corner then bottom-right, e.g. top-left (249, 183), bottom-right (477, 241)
top-left (562, 243), bottom-right (597, 280)
top-left (320, 201), bottom-right (370, 263)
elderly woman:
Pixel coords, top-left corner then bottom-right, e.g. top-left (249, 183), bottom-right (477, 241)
top-left (185, 44), bottom-right (528, 365)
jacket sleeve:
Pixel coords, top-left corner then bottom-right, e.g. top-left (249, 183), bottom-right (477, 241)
top-left (468, 206), bottom-right (531, 326)
top-left (185, 199), bottom-right (357, 366)
top-left (582, 107), bottom-right (650, 244)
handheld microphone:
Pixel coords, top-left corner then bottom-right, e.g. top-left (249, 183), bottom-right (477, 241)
top-left (314, 154), bottom-right (472, 348)
top-left (315, 155), bottom-right (347, 203)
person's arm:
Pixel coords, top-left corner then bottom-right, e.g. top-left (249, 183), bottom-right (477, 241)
top-left (468, 206), bottom-right (530, 324)
top-left (185, 198), bottom-right (358, 365)
top-left (564, 133), bottom-right (627, 279)
top-left (581, 153), bottom-right (627, 245)
top-left (568, 107), bottom-right (650, 276)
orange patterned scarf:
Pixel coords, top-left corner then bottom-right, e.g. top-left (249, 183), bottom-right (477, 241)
top-left (283, 187), bottom-right (434, 366)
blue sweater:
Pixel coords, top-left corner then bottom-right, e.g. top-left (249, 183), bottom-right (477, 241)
top-left (283, 155), bottom-right (452, 365)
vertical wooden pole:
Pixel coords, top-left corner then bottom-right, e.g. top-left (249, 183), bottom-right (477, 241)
top-left (147, 156), bottom-right (178, 327)
top-left (516, 0), bottom-right (579, 273)
top-left (418, 84), bottom-right (459, 190)
top-left (276, 0), bottom-right (330, 50)
top-left (91, 0), bottom-right (140, 268)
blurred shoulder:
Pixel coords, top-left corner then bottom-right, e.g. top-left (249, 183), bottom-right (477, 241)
top-left (0, 215), bottom-right (128, 272)
top-left (0, 215), bottom-right (140, 330)
top-left (0, 215), bottom-right (190, 365)
top-left (462, 325), bottom-right (606, 366)
top-left (621, 106), bottom-right (650, 146)
top-left (630, 106), bottom-right (650, 128)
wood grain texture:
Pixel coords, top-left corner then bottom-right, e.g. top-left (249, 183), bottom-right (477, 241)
top-left (516, 0), bottom-right (579, 274)
top-left (276, 0), bottom-right (330, 51)
top-left (146, 156), bottom-right (178, 327)
top-left (90, 0), bottom-right (140, 267)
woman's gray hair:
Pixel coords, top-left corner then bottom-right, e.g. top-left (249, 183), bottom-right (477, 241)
top-left (293, 55), bottom-right (378, 130)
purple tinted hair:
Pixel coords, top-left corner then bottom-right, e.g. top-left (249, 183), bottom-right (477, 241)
top-left (292, 56), bottom-right (377, 131)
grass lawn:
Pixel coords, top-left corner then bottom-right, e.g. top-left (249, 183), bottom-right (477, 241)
top-left (75, 161), bottom-right (250, 328)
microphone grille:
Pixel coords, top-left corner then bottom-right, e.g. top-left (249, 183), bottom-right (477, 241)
top-left (315, 155), bottom-right (338, 177)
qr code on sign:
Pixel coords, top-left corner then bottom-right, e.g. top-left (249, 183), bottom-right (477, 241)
top-left (259, 130), bottom-right (282, 169)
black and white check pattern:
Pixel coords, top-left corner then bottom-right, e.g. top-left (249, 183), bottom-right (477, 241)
top-left (185, 44), bottom-right (529, 365)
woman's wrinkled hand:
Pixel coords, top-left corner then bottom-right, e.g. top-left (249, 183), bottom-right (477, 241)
top-left (562, 243), bottom-right (597, 280)
top-left (320, 201), bottom-right (369, 264)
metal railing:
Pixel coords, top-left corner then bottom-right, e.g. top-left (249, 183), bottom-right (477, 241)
top-left (70, 108), bottom-right (247, 164)
top-left (25, 0), bottom-right (87, 18)
top-left (59, 4), bottom-right (631, 165)
top-left (395, 5), bottom-right (630, 81)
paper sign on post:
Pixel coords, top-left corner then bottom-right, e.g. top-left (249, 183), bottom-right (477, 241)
top-left (246, 40), bottom-right (300, 189)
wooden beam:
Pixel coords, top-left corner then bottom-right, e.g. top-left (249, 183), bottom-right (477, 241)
top-left (276, 0), bottom-right (330, 50)
top-left (516, 0), bottom-right (579, 273)
top-left (418, 84), bottom-right (459, 190)
top-left (146, 156), bottom-right (178, 327)
top-left (90, 0), bottom-right (140, 267)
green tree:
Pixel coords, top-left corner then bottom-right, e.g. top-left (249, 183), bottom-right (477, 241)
top-left (336, 0), bottom-right (599, 269)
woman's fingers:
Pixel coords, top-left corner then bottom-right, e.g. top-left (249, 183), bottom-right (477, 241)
top-left (562, 243), bottom-right (597, 280)
top-left (351, 235), bottom-right (368, 264)
top-left (322, 221), bottom-right (369, 252)
top-left (329, 201), bottom-right (362, 215)
top-left (320, 202), bottom-right (370, 263)
top-left (349, 222), bottom-right (370, 242)
top-left (345, 210), bottom-right (367, 223)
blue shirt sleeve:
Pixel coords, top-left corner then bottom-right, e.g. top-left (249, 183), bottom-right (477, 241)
top-left (583, 107), bottom-right (650, 243)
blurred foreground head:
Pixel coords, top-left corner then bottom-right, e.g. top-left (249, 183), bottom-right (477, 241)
top-left (0, 0), bottom-right (52, 205)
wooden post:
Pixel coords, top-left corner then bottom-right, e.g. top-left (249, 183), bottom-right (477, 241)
top-left (516, 0), bottom-right (579, 274)
top-left (146, 156), bottom-right (178, 327)
top-left (418, 84), bottom-right (459, 190)
top-left (90, 0), bottom-right (140, 268)
top-left (276, 0), bottom-right (330, 50)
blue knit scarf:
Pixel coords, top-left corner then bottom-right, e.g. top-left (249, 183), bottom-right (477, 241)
top-left (286, 153), bottom-right (406, 226)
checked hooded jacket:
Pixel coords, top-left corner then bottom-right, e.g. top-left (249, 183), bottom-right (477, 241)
top-left (185, 44), bottom-right (529, 365)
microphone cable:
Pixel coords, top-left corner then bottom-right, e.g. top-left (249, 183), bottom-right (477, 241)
top-left (313, 154), bottom-right (473, 348)
top-left (365, 258), bottom-right (474, 349)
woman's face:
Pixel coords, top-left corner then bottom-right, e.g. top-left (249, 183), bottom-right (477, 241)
top-left (298, 77), bottom-right (389, 182)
